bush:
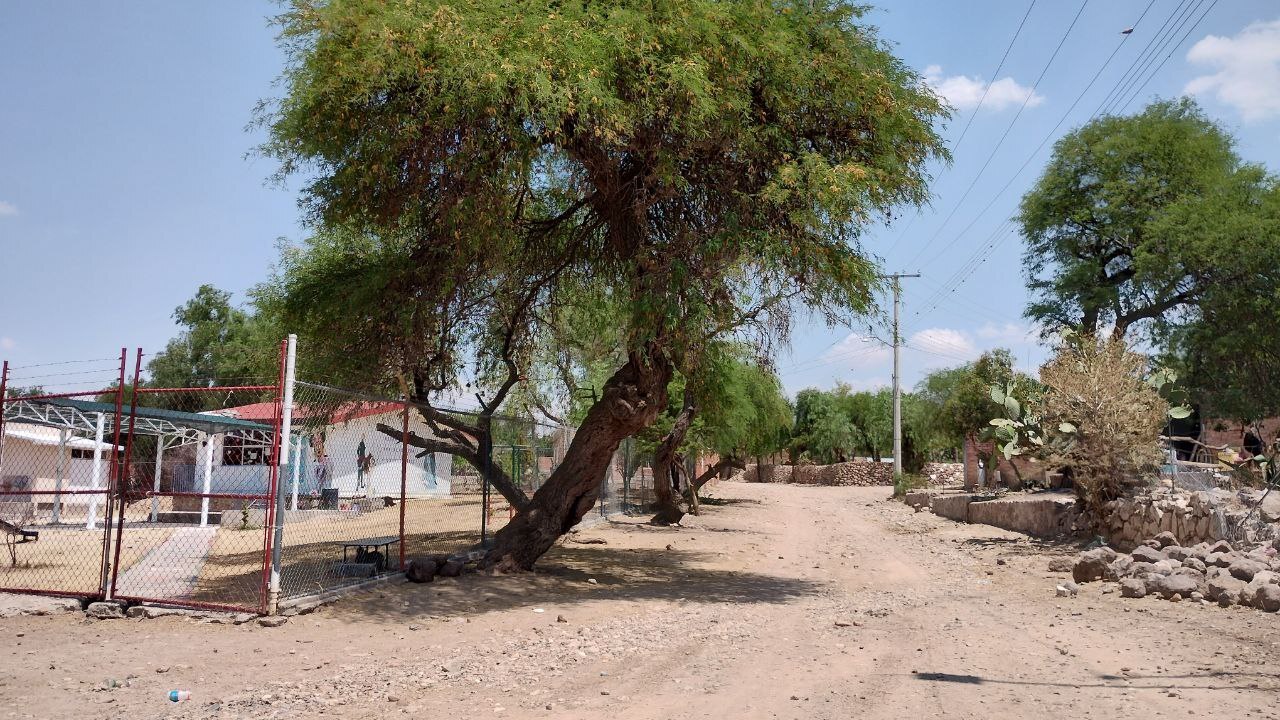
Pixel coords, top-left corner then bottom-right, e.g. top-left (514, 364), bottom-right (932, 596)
top-left (892, 473), bottom-right (929, 497)
top-left (1038, 336), bottom-right (1167, 514)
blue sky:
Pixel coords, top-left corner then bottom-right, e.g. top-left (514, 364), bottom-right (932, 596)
top-left (1, 1), bottom-right (1278, 395)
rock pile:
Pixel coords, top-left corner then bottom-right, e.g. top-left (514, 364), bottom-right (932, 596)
top-left (737, 462), bottom-right (962, 487)
top-left (1071, 532), bottom-right (1280, 610)
top-left (406, 549), bottom-right (484, 583)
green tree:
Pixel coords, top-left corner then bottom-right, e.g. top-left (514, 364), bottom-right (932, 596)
top-left (147, 285), bottom-right (282, 397)
top-left (1164, 184), bottom-right (1280, 422)
top-left (3, 386), bottom-right (45, 399)
top-left (791, 388), bottom-right (853, 464)
top-left (1020, 99), bottom-right (1274, 340)
top-left (261, 0), bottom-right (946, 569)
top-left (641, 343), bottom-right (792, 523)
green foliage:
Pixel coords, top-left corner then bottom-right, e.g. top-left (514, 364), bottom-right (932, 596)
top-left (1020, 98), bottom-right (1276, 341)
top-left (2, 386), bottom-right (45, 399)
top-left (790, 384), bottom-right (901, 464)
top-left (913, 349), bottom-right (1035, 453)
top-left (639, 343), bottom-right (792, 463)
top-left (892, 473), bottom-right (928, 498)
top-left (147, 285), bottom-right (282, 392)
top-left (1162, 184), bottom-right (1280, 421)
top-left (260, 0), bottom-right (948, 401)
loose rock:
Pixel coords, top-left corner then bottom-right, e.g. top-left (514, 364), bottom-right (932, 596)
top-left (85, 602), bottom-right (124, 620)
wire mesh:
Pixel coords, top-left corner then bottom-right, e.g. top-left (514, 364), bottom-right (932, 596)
top-left (276, 382), bottom-right (492, 601)
top-left (112, 386), bottom-right (282, 613)
top-left (1, 346), bottom-right (665, 610)
top-left (0, 388), bottom-right (125, 598)
top-left (278, 381), bottom-right (620, 601)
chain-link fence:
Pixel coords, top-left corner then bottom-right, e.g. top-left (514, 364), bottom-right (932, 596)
top-left (274, 381), bottom-right (598, 604)
top-left (1, 342), bottom-right (661, 612)
top-left (0, 385), bottom-right (125, 598)
top-left (113, 384), bottom-right (284, 613)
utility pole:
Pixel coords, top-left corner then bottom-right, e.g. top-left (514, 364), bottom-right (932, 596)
top-left (886, 273), bottom-right (920, 479)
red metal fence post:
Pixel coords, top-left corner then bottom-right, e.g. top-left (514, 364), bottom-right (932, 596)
top-left (98, 348), bottom-right (127, 599)
top-left (259, 339), bottom-right (288, 614)
top-left (0, 360), bottom-right (9, 474)
top-left (399, 400), bottom-right (408, 570)
top-left (108, 348), bottom-right (144, 599)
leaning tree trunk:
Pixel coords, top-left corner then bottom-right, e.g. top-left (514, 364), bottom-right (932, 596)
top-left (685, 456), bottom-right (745, 500)
top-left (481, 346), bottom-right (674, 571)
top-left (649, 388), bottom-right (697, 525)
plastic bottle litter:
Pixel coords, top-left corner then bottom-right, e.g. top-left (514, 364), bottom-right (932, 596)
top-left (168, 690), bottom-right (191, 703)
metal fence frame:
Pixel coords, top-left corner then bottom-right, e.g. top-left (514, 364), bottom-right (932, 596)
top-left (1, 336), bottom-right (652, 613)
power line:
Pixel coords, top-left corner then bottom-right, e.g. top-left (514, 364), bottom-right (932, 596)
top-left (907, 0), bottom-right (1160, 295)
top-left (947, 0), bottom-right (1039, 154)
top-left (905, 0), bottom-right (1089, 269)
top-left (887, 0), bottom-right (1037, 251)
top-left (1110, 0), bottom-right (1218, 114)
top-left (1092, 0), bottom-right (1192, 117)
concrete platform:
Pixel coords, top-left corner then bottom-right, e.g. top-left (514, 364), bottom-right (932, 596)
top-left (930, 490), bottom-right (1079, 538)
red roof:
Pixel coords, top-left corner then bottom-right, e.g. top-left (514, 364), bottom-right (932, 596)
top-left (213, 401), bottom-right (404, 425)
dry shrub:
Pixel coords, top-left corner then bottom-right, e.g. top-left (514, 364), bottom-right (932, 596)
top-left (1038, 336), bottom-right (1167, 513)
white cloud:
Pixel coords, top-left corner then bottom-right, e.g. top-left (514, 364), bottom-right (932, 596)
top-left (909, 327), bottom-right (977, 360)
top-left (0, 201), bottom-right (17, 217)
top-left (975, 321), bottom-right (1034, 346)
top-left (1185, 19), bottom-right (1280, 122)
top-left (820, 332), bottom-right (892, 369)
top-left (0, 337), bottom-right (14, 351)
top-left (924, 64), bottom-right (1045, 112)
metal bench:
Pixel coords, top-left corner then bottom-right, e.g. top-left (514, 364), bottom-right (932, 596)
top-left (1, 501), bottom-right (38, 567)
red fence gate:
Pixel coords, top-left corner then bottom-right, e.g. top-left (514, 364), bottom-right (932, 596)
top-left (0, 346), bottom-right (287, 614)
top-left (0, 352), bottom-right (128, 601)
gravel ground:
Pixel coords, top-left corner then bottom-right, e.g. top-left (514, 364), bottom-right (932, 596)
top-left (2, 482), bottom-right (1279, 719)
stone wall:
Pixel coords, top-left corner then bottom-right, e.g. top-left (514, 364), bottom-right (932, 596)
top-left (735, 462), bottom-right (963, 487)
top-left (924, 484), bottom-right (1280, 549)
top-left (1095, 488), bottom-right (1280, 551)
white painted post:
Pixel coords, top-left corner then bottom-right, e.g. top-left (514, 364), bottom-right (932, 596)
top-left (149, 438), bottom-right (165, 522)
top-left (51, 428), bottom-right (68, 524)
top-left (290, 436), bottom-right (301, 512)
top-left (269, 334), bottom-right (297, 615)
top-left (199, 432), bottom-right (214, 527)
top-left (86, 413), bottom-right (106, 530)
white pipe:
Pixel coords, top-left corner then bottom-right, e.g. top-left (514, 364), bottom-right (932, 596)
top-left (290, 436), bottom-right (301, 511)
top-left (51, 428), bottom-right (68, 524)
top-left (149, 438), bottom-right (164, 522)
top-left (199, 432), bottom-right (214, 527)
top-left (86, 413), bottom-right (106, 530)
top-left (269, 333), bottom-right (298, 615)
top-left (279, 334), bottom-right (297, 467)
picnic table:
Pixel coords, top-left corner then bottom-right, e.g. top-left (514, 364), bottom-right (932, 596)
top-left (341, 535), bottom-right (400, 573)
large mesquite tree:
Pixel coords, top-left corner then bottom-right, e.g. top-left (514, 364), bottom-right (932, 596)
top-left (1020, 99), bottom-right (1274, 341)
top-left (262, 0), bottom-right (946, 569)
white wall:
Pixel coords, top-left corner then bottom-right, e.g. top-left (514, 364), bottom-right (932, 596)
top-left (305, 411), bottom-right (453, 498)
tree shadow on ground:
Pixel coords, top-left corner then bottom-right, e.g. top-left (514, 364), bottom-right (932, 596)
top-left (958, 536), bottom-right (1088, 555)
top-left (321, 545), bottom-right (824, 626)
top-left (695, 497), bottom-right (763, 507)
top-left (913, 669), bottom-right (1280, 692)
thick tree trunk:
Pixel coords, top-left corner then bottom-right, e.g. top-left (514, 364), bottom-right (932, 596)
top-left (481, 345), bottom-right (674, 571)
top-left (649, 389), bottom-right (697, 525)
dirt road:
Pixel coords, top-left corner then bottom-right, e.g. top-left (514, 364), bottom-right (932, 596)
top-left (3, 482), bottom-right (1279, 719)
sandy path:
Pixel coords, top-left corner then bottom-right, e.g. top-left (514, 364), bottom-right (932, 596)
top-left (2, 482), bottom-right (1279, 719)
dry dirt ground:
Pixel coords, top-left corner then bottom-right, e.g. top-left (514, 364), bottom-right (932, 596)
top-left (3, 482), bottom-right (1280, 719)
